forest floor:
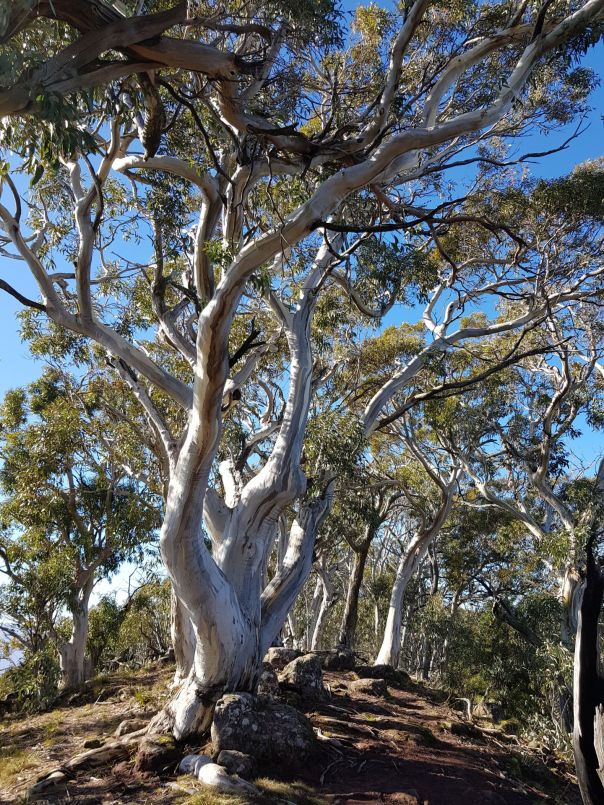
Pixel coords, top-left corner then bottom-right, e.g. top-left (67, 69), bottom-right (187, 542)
top-left (0, 663), bottom-right (579, 805)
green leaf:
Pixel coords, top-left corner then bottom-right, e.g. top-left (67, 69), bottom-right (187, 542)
top-left (29, 163), bottom-right (44, 187)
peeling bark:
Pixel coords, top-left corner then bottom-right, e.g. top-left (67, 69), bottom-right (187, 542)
top-left (170, 587), bottom-right (196, 685)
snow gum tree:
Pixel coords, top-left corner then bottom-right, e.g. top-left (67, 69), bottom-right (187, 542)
top-left (0, 0), bottom-right (603, 738)
top-left (374, 420), bottom-right (461, 668)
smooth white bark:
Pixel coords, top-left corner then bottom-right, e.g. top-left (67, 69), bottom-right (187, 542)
top-left (375, 470), bottom-right (458, 668)
top-left (58, 577), bottom-right (94, 688)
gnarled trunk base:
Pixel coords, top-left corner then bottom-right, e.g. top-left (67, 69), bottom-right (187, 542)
top-left (148, 671), bottom-right (219, 739)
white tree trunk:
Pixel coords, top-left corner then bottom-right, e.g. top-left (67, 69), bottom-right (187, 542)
top-left (374, 534), bottom-right (431, 667)
top-left (562, 563), bottom-right (583, 647)
top-left (150, 250), bottom-right (335, 739)
top-left (375, 473), bottom-right (457, 668)
top-left (305, 577), bottom-right (323, 651)
top-left (310, 565), bottom-right (337, 651)
top-left (58, 578), bottom-right (93, 689)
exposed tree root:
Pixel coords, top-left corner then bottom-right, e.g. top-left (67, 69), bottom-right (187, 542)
top-left (27, 727), bottom-right (147, 798)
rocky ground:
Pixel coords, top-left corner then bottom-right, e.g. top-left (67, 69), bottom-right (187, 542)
top-left (0, 656), bottom-right (579, 805)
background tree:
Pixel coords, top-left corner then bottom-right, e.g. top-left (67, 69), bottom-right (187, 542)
top-left (374, 418), bottom-right (461, 668)
top-left (0, 370), bottom-right (161, 688)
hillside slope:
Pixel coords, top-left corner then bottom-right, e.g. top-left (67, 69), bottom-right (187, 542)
top-left (0, 664), bottom-right (578, 804)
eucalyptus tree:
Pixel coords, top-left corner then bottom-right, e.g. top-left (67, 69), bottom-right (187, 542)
top-left (0, 0), bottom-right (603, 738)
top-left (0, 370), bottom-right (160, 688)
top-left (335, 479), bottom-right (404, 653)
top-left (374, 418), bottom-right (461, 668)
top-left (435, 318), bottom-right (604, 743)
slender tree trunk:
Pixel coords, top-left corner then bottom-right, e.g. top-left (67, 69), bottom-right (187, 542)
top-left (421, 633), bottom-right (432, 680)
top-left (441, 588), bottom-right (462, 671)
top-left (58, 578), bottom-right (93, 689)
top-left (374, 535), bottom-right (432, 667)
top-left (310, 567), bottom-right (337, 651)
top-left (305, 577), bottom-right (323, 651)
top-left (399, 611), bottom-right (409, 668)
top-left (337, 536), bottom-right (371, 653)
top-left (375, 474), bottom-right (456, 667)
top-left (573, 536), bottom-right (604, 805)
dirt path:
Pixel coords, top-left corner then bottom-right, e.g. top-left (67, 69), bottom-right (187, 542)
top-left (303, 672), bottom-right (578, 804)
top-left (0, 665), bottom-right (579, 804)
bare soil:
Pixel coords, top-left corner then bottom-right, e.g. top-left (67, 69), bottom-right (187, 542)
top-left (0, 665), bottom-right (579, 805)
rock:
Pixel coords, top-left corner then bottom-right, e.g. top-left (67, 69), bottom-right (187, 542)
top-left (348, 677), bottom-right (387, 696)
top-left (264, 646), bottom-right (301, 671)
top-left (28, 769), bottom-right (68, 796)
top-left (211, 693), bottom-right (315, 767)
top-left (216, 749), bottom-right (255, 779)
top-left (355, 664), bottom-right (410, 687)
top-left (473, 699), bottom-right (503, 722)
top-left (256, 664), bottom-right (280, 700)
top-left (498, 717), bottom-right (521, 735)
top-left (114, 718), bottom-right (148, 737)
top-left (134, 734), bottom-right (181, 774)
top-left (278, 653), bottom-right (324, 700)
top-left (322, 651), bottom-right (356, 671)
top-left (389, 791), bottom-right (421, 804)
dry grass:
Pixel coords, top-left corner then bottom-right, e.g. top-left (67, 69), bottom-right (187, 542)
top-left (0, 747), bottom-right (38, 788)
top-left (255, 777), bottom-right (327, 804)
top-left (179, 777), bottom-right (327, 805)
top-left (179, 792), bottom-right (249, 805)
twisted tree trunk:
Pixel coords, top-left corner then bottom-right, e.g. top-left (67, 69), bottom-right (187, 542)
top-left (147, 251), bottom-right (335, 739)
